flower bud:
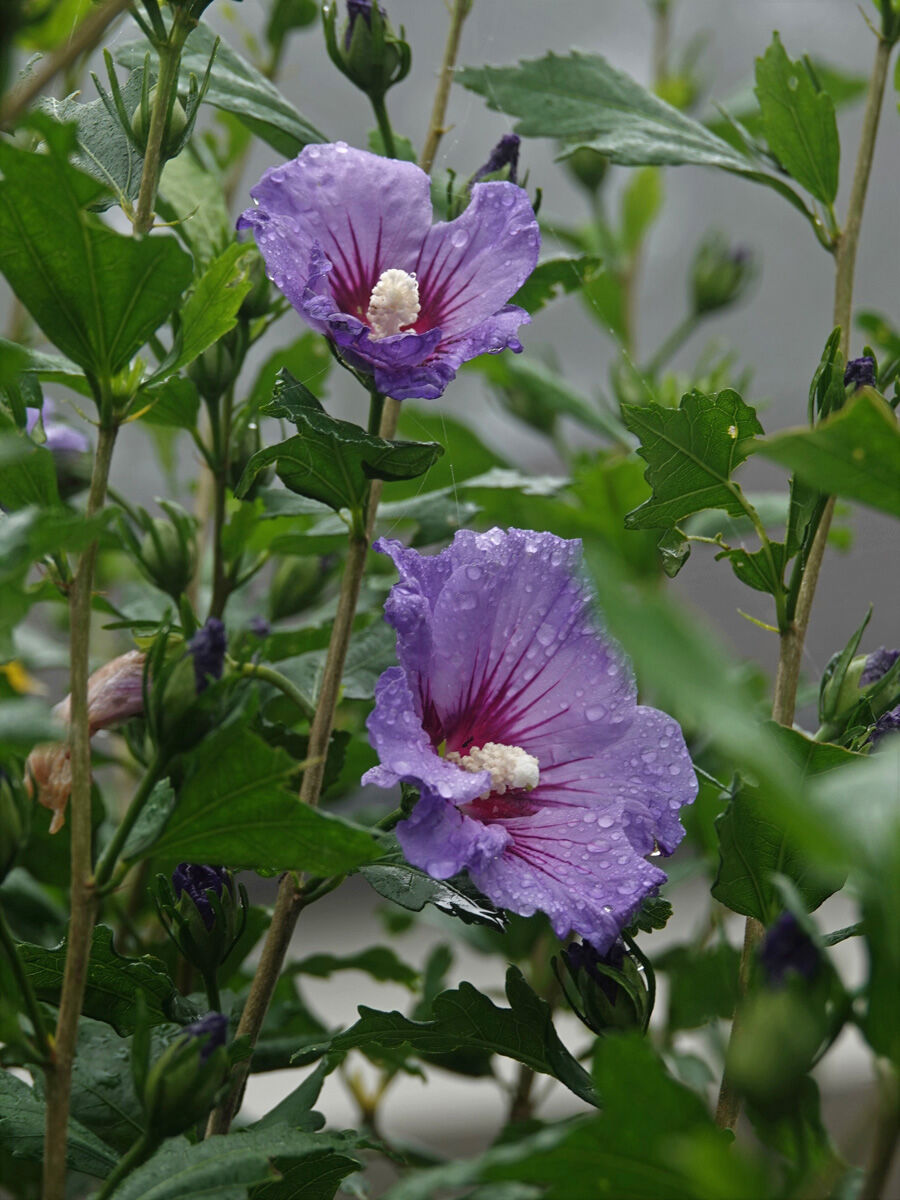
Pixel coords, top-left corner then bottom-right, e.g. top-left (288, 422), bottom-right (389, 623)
top-left (323, 0), bottom-right (411, 105)
top-left (25, 651), bottom-right (145, 834)
top-left (690, 234), bottom-right (755, 316)
top-left (187, 342), bottom-right (237, 403)
top-left (238, 252), bottom-right (273, 321)
top-left (758, 912), bottom-right (820, 988)
top-left (26, 402), bottom-right (91, 499)
top-left (158, 865), bottom-right (246, 980)
top-left (139, 517), bottom-right (197, 601)
top-left (228, 422), bottom-right (271, 499)
top-left (131, 88), bottom-right (188, 157)
top-left (558, 939), bottom-right (649, 1034)
top-left (0, 770), bottom-right (29, 881)
top-left (142, 1012), bottom-right (229, 1138)
top-left (471, 134), bottom-right (520, 186)
top-left (268, 555), bottom-right (334, 622)
top-left (189, 619), bottom-right (226, 693)
top-left (563, 145), bottom-right (609, 195)
top-left (844, 356), bottom-right (876, 391)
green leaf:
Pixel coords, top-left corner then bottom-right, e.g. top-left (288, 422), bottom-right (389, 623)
top-left (121, 779), bottom-right (177, 860)
top-left (0, 118), bottom-right (192, 382)
top-left (712, 727), bottom-right (857, 922)
top-left (246, 334), bottom-right (333, 415)
top-left (623, 389), bottom-right (764, 529)
top-left (237, 370), bottom-right (443, 513)
top-left (0, 1068), bottom-right (118, 1180)
top-left (657, 943), bottom-right (741, 1031)
top-left (290, 947), bottom-right (419, 989)
top-left (456, 53), bottom-right (817, 227)
top-left (156, 243), bottom-right (255, 379)
top-left (40, 69), bottom-right (145, 208)
top-left (137, 376), bottom-right (201, 429)
top-left (145, 725), bottom-right (381, 874)
top-left (754, 34), bottom-right (839, 206)
top-left (117, 23), bottom-right (325, 159)
top-left (360, 857), bottom-right (506, 930)
top-left (756, 390), bottom-right (900, 519)
top-left (509, 255), bottom-right (605, 314)
top-left (0, 429), bottom-right (60, 511)
top-left (717, 540), bottom-right (787, 597)
top-left (367, 127), bottom-right (418, 162)
top-left (113, 1129), bottom-right (362, 1200)
top-left (158, 152), bottom-right (232, 268)
top-left (304, 967), bottom-right (597, 1106)
top-left (17, 926), bottom-right (187, 1034)
top-left (383, 1034), bottom-right (763, 1200)
top-left (624, 894), bottom-right (673, 936)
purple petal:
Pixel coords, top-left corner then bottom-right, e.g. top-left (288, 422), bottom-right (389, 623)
top-left (470, 804), bottom-right (666, 952)
top-left (239, 143), bottom-right (432, 319)
top-left (434, 304), bottom-right (530, 372)
top-left (396, 789), bottom-right (509, 879)
top-left (362, 667), bottom-right (489, 805)
top-left (414, 182), bottom-right (539, 336)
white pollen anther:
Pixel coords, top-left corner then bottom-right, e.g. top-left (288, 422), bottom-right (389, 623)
top-left (366, 268), bottom-right (420, 339)
top-left (447, 742), bottom-right (540, 799)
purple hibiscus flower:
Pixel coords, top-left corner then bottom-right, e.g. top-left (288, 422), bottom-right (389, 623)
top-left (362, 528), bottom-right (697, 951)
top-left (238, 143), bottom-right (539, 401)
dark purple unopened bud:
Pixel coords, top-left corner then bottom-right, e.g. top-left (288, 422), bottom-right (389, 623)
top-left (249, 616), bottom-right (271, 638)
top-left (345, 0), bottom-right (375, 48)
top-left (189, 618), bottom-right (226, 693)
top-left (172, 863), bottom-right (229, 930)
top-left (871, 706), bottom-right (900, 746)
top-left (844, 356), bottom-right (876, 390)
top-left (472, 133), bottom-right (521, 186)
top-left (860, 646), bottom-right (900, 687)
top-left (183, 1011), bottom-right (228, 1062)
top-left (758, 912), bottom-right (820, 988)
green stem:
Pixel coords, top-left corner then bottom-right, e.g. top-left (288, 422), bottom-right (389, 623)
top-left (133, 9), bottom-right (191, 235)
top-left (202, 970), bottom-right (222, 1014)
top-left (861, 1065), bottom-right (900, 1200)
top-left (93, 757), bottom-right (162, 891)
top-left (0, 0), bottom-right (132, 129)
top-left (370, 93), bottom-right (396, 158)
top-left (716, 33), bottom-right (895, 1139)
top-left (43, 419), bottom-right (118, 1200)
top-left (0, 901), bottom-right (51, 1059)
top-left (235, 662), bottom-right (316, 720)
top-left (204, 396), bottom-right (401, 1137)
top-left (95, 1131), bottom-right (156, 1200)
top-left (643, 312), bottom-right (701, 377)
top-left (419, 0), bottom-right (474, 174)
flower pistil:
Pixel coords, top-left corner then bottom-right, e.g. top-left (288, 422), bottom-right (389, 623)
top-left (366, 268), bottom-right (421, 339)
top-left (447, 741), bottom-right (540, 798)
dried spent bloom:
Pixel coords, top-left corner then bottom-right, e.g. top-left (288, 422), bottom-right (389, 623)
top-left (189, 618), bottom-right (226, 693)
top-left (758, 912), bottom-right (820, 988)
top-left (238, 143), bottom-right (540, 401)
top-left (26, 650), bottom-right (145, 833)
top-left (172, 863), bottom-right (231, 931)
top-left (472, 133), bottom-right (521, 186)
top-left (844, 356), bottom-right (876, 390)
top-left (363, 528), bottom-right (697, 951)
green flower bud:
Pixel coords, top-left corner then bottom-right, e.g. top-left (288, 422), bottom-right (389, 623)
top-left (188, 342), bottom-right (237, 403)
top-left (323, 0), bottom-right (411, 104)
top-left (558, 940), bottom-right (649, 1034)
top-left (690, 234), bottom-right (755, 316)
top-left (139, 517), bottom-right (196, 601)
top-left (269, 555), bottom-right (335, 622)
top-left (228, 422), bottom-right (271, 499)
top-left (563, 146), bottom-right (609, 195)
top-left (142, 1013), bottom-right (229, 1138)
top-left (131, 88), bottom-right (188, 157)
top-left (238, 253), bottom-right (273, 320)
top-left (156, 866), bottom-right (247, 981)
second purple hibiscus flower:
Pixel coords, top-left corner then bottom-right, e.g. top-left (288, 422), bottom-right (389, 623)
top-left (363, 528), bottom-right (697, 951)
top-left (238, 142), bottom-right (539, 401)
